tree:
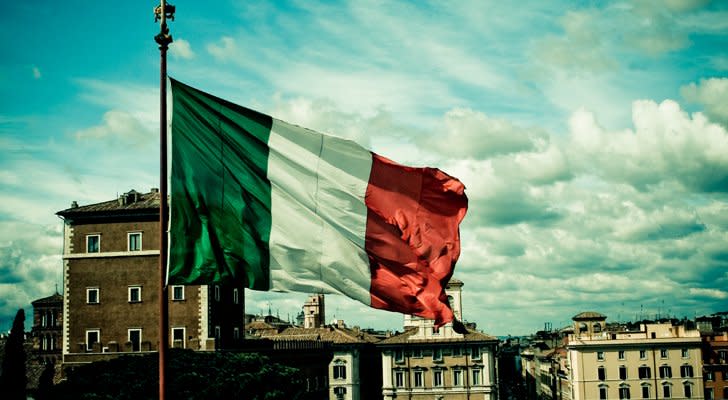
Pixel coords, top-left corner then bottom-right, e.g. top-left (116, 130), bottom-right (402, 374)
top-left (51, 349), bottom-right (304, 399)
top-left (0, 309), bottom-right (27, 400)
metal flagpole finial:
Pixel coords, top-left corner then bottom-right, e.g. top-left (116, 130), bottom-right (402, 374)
top-left (154, 1), bottom-right (175, 47)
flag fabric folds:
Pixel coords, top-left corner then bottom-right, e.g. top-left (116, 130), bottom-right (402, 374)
top-left (168, 79), bottom-right (468, 326)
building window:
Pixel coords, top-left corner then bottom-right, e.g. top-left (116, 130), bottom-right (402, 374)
top-left (638, 365), bottom-right (651, 379)
top-left (172, 285), bottom-right (184, 301)
top-left (394, 349), bottom-right (404, 363)
top-left (599, 386), bottom-right (608, 400)
top-left (618, 350), bottom-right (625, 360)
top-left (660, 348), bottom-right (668, 359)
top-left (639, 350), bottom-right (646, 359)
top-left (641, 385), bottom-right (650, 399)
top-left (472, 369), bottom-right (481, 385)
top-left (128, 232), bottom-right (142, 251)
top-left (619, 386), bottom-right (631, 399)
top-left (662, 383), bottom-right (671, 398)
top-left (680, 365), bottom-right (694, 378)
top-left (333, 365), bottom-right (346, 380)
top-left (453, 347), bottom-right (461, 357)
top-left (619, 365), bottom-right (628, 380)
top-left (433, 348), bottom-right (443, 361)
top-left (233, 288), bottom-right (239, 304)
top-left (86, 234), bottom-right (100, 253)
top-left (414, 370), bottom-right (423, 387)
top-left (128, 329), bottom-right (141, 352)
top-left (214, 326), bottom-right (221, 340)
top-left (453, 369), bottom-right (463, 386)
top-left (433, 370), bottom-right (443, 387)
top-left (598, 366), bottom-right (606, 381)
top-left (684, 383), bottom-right (692, 398)
top-left (233, 327), bottom-right (240, 340)
top-left (412, 348), bottom-right (422, 358)
top-left (395, 371), bottom-right (404, 388)
top-left (128, 286), bottom-right (142, 303)
top-left (723, 387), bottom-right (728, 400)
top-left (705, 388), bottom-right (714, 400)
top-left (172, 327), bottom-right (185, 348)
top-left (705, 370), bottom-right (713, 380)
top-left (719, 350), bottom-right (727, 362)
top-left (86, 329), bottom-right (100, 351)
top-left (471, 346), bottom-right (481, 360)
top-left (333, 387), bottom-right (346, 400)
top-left (214, 285), bottom-right (220, 301)
top-left (681, 348), bottom-right (689, 358)
top-left (86, 287), bottom-right (99, 304)
top-left (597, 351), bottom-right (605, 361)
top-left (659, 365), bottom-right (672, 378)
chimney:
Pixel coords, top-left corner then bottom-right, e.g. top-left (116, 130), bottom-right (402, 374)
top-left (150, 188), bottom-right (159, 193)
top-left (71, 201), bottom-right (78, 208)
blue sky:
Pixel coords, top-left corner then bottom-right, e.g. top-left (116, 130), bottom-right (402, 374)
top-left (1, 1), bottom-right (727, 335)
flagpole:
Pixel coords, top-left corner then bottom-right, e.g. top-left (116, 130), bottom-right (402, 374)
top-left (154, 2), bottom-right (174, 399)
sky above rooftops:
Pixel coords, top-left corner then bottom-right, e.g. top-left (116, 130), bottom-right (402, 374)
top-left (1, 0), bottom-right (727, 335)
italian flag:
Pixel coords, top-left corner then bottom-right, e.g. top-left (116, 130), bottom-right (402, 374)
top-left (168, 79), bottom-right (468, 326)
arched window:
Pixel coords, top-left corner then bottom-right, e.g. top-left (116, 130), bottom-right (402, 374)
top-left (640, 384), bottom-right (651, 399)
top-left (593, 322), bottom-right (602, 333)
top-left (598, 366), bottom-right (606, 381)
top-left (598, 384), bottom-right (608, 400)
top-left (618, 384), bottom-right (631, 399)
top-left (680, 364), bottom-right (694, 378)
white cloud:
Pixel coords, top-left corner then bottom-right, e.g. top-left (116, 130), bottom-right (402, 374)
top-left (170, 38), bottom-right (195, 59)
top-left (74, 110), bottom-right (153, 146)
top-left (567, 99), bottom-right (728, 192)
top-left (206, 36), bottom-right (237, 62)
top-left (681, 77), bottom-right (728, 127)
top-left (688, 287), bottom-right (728, 299)
top-left (32, 65), bottom-right (41, 79)
top-left (429, 108), bottom-right (547, 159)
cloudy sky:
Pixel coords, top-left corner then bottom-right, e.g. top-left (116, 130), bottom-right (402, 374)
top-left (1, 1), bottom-right (727, 335)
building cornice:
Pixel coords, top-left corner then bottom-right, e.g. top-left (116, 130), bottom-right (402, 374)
top-left (63, 250), bottom-right (160, 259)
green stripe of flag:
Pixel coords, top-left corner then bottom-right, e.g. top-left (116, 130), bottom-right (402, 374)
top-left (169, 78), bottom-right (273, 290)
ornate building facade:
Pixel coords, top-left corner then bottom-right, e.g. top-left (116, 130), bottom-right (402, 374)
top-left (379, 280), bottom-right (499, 399)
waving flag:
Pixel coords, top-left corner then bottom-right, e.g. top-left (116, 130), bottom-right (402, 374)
top-left (168, 79), bottom-right (467, 326)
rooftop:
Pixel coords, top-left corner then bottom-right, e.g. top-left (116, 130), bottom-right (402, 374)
top-left (56, 189), bottom-right (160, 219)
top-left (378, 326), bottom-right (497, 345)
top-left (572, 311), bottom-right (607, 321)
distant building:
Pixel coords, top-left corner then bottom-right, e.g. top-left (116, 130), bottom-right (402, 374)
top-left (701, 331), bottom-right (728, 400)
top-left (56, 189), bottom-right (246, 366)
top-left (567, 311), bottom-right (703, 400)
top-left (304, 293), bottom-right (325, 329)
top-left (30, 292), bottom-right (63, 365)
top-left (246, 294), bottom-right (382, 400)
top-left (378, 279), bottom-right (499, 399)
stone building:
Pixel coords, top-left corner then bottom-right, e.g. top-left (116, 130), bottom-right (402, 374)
top-left (56, 189), bottom-right (246, 366)
top-left (701, 331), bottom-right (727, 400)
top-left (30, 292), bottom-right (63, 365)
top-left (246, 294), bottom-right (382, 400)
top-left (378, 279), bottom-right (499, 399)
top-left (567, 311), bottom-right (704, 400)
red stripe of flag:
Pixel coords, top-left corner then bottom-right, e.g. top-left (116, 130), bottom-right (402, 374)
top-left (365, 153), bottom-right (468, 327)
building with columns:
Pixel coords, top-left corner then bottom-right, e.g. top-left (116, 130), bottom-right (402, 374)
top-left (378, 279), bottom-right (499, 399)
top-left (30, 292), bottom-right (64, 365)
